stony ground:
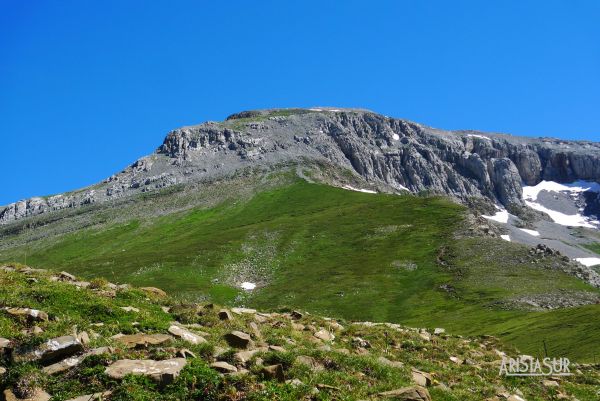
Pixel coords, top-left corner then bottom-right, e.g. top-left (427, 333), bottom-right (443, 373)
top-left (0, 264), bottom-right (598, 401)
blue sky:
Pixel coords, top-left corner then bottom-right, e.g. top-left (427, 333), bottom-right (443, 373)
top-left (0, 1), bottom-right (599, 205)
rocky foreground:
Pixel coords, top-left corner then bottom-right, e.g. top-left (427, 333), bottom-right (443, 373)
top-left (0, 264), bottom-right (598, 401)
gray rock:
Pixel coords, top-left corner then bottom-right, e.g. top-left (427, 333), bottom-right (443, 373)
top-left (105, 358), bottom-right (187, 385)
top-left (15, 335), bottom-right (83, 365)
top-left (224, 331), bottom-right (253, 349)
top-left (114, 333), bottom-right (171, 348)
top-left (64, 392), bottom-right (112, 401)
top-left (210, 361), bottom-right (238, 373)
top-left (378, 385), bottom-right (432, 400)
top-left (4, 307), bottom-right (48, 322)
top-left (314, 329), bottom-right (334, 342)
top-left (261, 364), bottom-right (285, 382)
top-left (168, 325), bottom-right (207, 345)
top-left (41, 346), bottom-right (113, 375)
top-left (3, 108), bottom-right (599, 225)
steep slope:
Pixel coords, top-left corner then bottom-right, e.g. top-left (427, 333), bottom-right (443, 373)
top-left (2, 178), bottom-right (600, 361)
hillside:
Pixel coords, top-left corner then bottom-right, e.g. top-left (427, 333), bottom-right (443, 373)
top-left (2, 176), bottom-right (600, 363)
top-left (1, 265), bottom-right (599, 401)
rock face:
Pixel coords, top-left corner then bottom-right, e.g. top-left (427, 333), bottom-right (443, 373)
top-left (2, 108), bottom-right (599, 224)
top-left (105, 358), bottom-right (187, 385)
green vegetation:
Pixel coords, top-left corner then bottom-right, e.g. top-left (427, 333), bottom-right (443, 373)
top-left (583, 242), bottom-right (600, 255)
top-left (2, 180), bottom-right (600, 361)
top-left (0, 267), bottom-right (598, 400)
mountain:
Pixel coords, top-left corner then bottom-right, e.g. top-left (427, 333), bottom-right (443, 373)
top-left (1, 108), bottom-right (600, 363)
top-left (2, 108), bottom-right (600, 224)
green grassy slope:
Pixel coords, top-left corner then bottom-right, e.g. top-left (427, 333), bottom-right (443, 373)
top-left (2, 180), bottom-right (600, 361)
top-left (3, 267), bottom-right (598, 401)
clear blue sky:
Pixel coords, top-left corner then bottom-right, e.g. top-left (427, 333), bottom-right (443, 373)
top-left (1, 1), bottom-right (599, 205)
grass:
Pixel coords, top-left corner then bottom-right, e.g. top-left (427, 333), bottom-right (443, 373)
top-left (583, 242), bottom-right (600, 255)
top-left (2, 179), bottom-right (600, 361)
top-left (1, 267), bottom-right (598, 401)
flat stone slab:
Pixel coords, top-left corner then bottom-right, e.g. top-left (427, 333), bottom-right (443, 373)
top-left (15, 335), bottom-right (83, 365)
top-left (114, 333), bottom-right (171, 348)
top-left (4, 307), bottom-right (48, 322)
top-left (42, 346), bottom-right (113, 375)
top-left (168, 325), bottom-right (207, 345)
top-left (224, 331), bottom-right (253, 348)
top-left (210, 361), bottom-right (238, 373)
top-left (64, 391), bottom-right (112, 401)
top-left (378, 385), bottom-right (431, 401)
top-left (105, 358), bottom-right (187, 385)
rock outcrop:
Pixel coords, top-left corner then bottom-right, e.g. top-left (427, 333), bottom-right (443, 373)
top-left (1, 108), bottom-right (599, 224)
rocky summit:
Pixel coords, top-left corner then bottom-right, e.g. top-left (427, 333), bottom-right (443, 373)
top-left (2, 108), bottom-right (599, 224)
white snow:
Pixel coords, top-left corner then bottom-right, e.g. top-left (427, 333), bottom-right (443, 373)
top-left (500, 235), bottom-right (511, 241)
top-left (240, 282), bottom-right (256, 290)
top-left (522, 180), bottom-right (600, 200)
top-left (482, 208), bottom-right (510, 224)
top-left (519, 228), bottom-right (540, 237)
top-left (522, 180), bottom-right (600, 228)
top-left (342, 185), bottom-right (377, 194)
top-left (467, 134), bottom-right (491, 140)
top-left (392, 133), bottom-right (400, 141)
top-left (575, 257), bottom-right (600, 267)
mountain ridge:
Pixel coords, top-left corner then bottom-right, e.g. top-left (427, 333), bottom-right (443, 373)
top-left (2, 108), bottom-right (599, 225)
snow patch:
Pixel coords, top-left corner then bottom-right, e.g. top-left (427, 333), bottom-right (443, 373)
top-left (342, 185), bottom-right (377, 194)
top-left (519, 228), bottom-right (540, 237)
top-left (392, 133), bottom-right (400, 141)
top-left (575, 257), bottom-right (600, 267)
top-left (522, 180), bottom-right (600, 228)
top-left (467, 134), bottom-right (491, 140)
top-left (500, 235), bottom-right (511, 241)
top-left (240, 282), bottom-right (256, 290)
top-left (482, 208), bottom-right (510, 224)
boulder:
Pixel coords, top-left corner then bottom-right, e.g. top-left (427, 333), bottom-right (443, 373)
top-left (64, 392), bottom-right (112, 401)
top-left (378, 356), bottom-right (404, 369)
top-left (314, 329), bottom-right (334, 342)
top-left (231, 307), bottom-right (257, 315)
top-left (119, 306), bottom-right (139, 313)
top-left (295, 355), bottom-right (324, 371)
top-left (224, 331), bottom-right (253, 348)
top-left (378, 385), bottom-right (432, 401)
top-left (105, 358), bottom-right (187, 385)
top-left (42, 347), bottom-right (113, 375)
top-left (59, 271), bottom-right (76, 281)
top-left (176, 349), bottom-right (196, 359)
top-left (4, 308), bottom-right (48, 322)
top-left (210, 361), bottom-right (238, 373)
top-left (15, 336), bottom-right (83, 365)
top-left (0, 337), bottom-right (11, 357)
top-left (411, 369), bottom-right (432, 387)
top-left (218, 309), bottom-right (233, 320)
top-left (233, 349), bottom-right (261, 365)
top-left (542, 379), bottom-right (559, 388)
top-left (114, 333), bottom-right (172, 348)
top-left (168, 325), bottom-right (207, 345)
top-left (0, 367), bottom-right (5, 375)
top-left (261, 364), bottom-right (285, 382)
top-left (140, 287), bottom-right (167, 297)
top-left (3, 388), bottom-right (51, 401)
